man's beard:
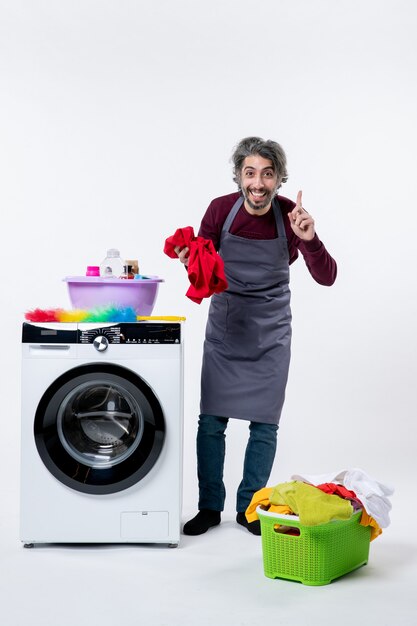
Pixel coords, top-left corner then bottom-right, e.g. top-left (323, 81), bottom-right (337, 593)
top-left (242, 185), bottom-right (278, 211)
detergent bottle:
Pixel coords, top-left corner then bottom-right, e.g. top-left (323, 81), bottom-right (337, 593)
top-left (100, 249), bottom-right (124, 278)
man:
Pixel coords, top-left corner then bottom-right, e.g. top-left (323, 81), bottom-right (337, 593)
top-left (175, 137), bottom-right (337, 535)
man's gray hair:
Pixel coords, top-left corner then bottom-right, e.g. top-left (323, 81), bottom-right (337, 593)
top-left (232, 136), bottom-right (288, 188)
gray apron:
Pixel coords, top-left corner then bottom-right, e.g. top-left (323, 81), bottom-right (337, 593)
top-left (200, 196), bottom-right (292, 424)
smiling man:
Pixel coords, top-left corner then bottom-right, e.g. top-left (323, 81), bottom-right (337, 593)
top-left (175, 136), bottom-right (337, 536)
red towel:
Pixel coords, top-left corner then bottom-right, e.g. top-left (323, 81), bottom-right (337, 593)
top-left (316, 483), bottom-right (363, 508)
top-left (164, 226), bottom-right (228, 304)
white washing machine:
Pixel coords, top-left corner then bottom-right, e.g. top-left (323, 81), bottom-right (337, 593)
top-left (20, 321), bottom-right (183, 547)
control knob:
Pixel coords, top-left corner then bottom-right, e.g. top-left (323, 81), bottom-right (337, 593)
top-left (93, 336), bottom-right (109, 352)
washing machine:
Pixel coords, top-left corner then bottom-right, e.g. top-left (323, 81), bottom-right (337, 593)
top-left (20, 321), bottom-right (183, 547)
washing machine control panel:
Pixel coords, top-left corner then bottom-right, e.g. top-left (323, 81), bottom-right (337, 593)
top-left (79, 323), bottom-right (181, 345)
top-left (22, 322), bottom-right (182, 345)
top-left (79, 326), bottom-right (122, 345)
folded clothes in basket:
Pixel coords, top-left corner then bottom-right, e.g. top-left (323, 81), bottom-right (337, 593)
top-left (246, 482), bottom-right (352, 526)
top-left (246, 477), bottom-right (385, 541)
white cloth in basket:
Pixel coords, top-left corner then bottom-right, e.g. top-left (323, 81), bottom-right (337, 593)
top-left (291, 468), bottom-right (394, 528)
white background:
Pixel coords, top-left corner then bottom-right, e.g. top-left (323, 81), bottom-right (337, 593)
top-left (0, 1), bottom-right (416, 624)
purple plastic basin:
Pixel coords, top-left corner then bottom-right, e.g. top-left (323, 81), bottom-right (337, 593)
top-left (63, 276), bottom-right (163, 315)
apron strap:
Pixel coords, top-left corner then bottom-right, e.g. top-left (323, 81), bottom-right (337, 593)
top-left (272, 197), bottom-right (287, 240)
top-left (220, 196), bottom-right (244, 244)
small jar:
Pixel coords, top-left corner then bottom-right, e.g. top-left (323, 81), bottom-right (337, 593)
top-left (125, 259), bottom-right (139, 275)
top-left (120, 264), bottom-right (134, 279)
top-left (86, 266), bottom-right (100, 276)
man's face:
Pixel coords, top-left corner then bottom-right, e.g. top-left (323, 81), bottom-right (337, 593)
top-left (240, 155), bottom-right (279, 215)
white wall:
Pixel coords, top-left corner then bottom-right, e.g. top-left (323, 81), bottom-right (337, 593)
top-left (1, 0), bottom-right (416, 515)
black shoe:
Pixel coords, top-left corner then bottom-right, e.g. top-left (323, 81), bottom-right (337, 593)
top-left (183, 509), bottom-right (221, 536)
top-left (236, 512), bottom-right (261, 536)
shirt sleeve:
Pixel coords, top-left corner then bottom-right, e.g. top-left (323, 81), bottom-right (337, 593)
top-left (280, 196), bottom-right (337, 286)
top-left (294, 232), bottom-right (337, 286)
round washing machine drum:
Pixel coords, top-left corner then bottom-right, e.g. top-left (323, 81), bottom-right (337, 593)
top-left (34, 363), bottom-right (165, 494)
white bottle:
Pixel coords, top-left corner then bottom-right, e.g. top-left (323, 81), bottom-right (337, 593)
top-left (100, 248), bottom-right (124, 278)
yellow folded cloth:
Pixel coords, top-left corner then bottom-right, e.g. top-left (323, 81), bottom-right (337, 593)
top-left (270, 481), bottom-right (353, 526)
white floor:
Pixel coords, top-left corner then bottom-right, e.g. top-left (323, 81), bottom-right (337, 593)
top-left (1, 492), bottom-right (416, 626)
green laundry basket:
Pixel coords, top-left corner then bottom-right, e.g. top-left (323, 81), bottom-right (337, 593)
top-left (257, 507), bottom-right (371, 586)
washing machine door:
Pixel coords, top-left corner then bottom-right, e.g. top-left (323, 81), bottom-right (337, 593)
top-left (34, 364), bottom-right (165, 494)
